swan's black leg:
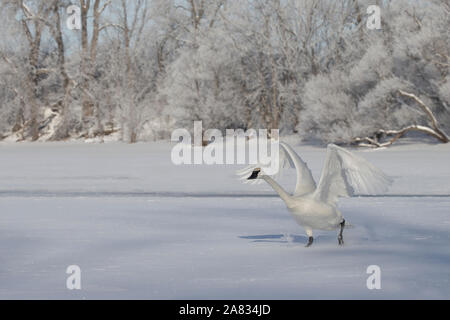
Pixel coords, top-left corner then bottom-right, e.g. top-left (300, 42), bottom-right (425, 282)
top-left (338, 219), bottom-right (345, 246)
top-left (305, 236), bottom-right (314, 247)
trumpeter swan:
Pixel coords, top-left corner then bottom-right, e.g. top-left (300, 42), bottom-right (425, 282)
top-left (237, 142), bottom-right (392, 247)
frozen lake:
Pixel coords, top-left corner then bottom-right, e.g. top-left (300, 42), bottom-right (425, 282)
top-left (0, 141), bottom-right (449, 299)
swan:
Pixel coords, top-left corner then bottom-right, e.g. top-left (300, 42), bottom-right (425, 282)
top-left (237, 142), bottom-right (392, 247)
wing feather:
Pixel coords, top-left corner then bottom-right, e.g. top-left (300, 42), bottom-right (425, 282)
top-left (314, 144), bottom-right (392, 205)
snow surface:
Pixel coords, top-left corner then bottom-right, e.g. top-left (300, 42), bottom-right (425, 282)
top-left (0, 141), bottom-right (449, 299)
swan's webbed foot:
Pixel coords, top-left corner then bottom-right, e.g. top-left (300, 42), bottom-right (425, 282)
top-left (338, 219), bottom-right (345, 246)
top-left (305, 236), bottom-right (314, 247)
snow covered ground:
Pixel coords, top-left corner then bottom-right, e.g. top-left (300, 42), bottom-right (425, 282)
top-left (0, 141), bottom-right (449, 299)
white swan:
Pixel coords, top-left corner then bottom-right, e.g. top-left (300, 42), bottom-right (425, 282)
top-left (237, 142), bottom-right (392, 247)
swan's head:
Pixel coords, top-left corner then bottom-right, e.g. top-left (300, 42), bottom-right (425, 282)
top-left (247, 168), bottom-right (262, 180)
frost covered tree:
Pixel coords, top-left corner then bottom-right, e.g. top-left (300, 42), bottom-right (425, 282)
top-left (155, 0), bottom-right (233, 133)
top-left (0, 0), bottom-right (448, 144)
top-left (300, 0), bottom-right (449, 146)
top-left (0, 0), bottom-right (74, 141)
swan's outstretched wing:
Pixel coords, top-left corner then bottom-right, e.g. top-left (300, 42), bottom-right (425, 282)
top-left (279, 142), bottom-right (316, 196)
top-left (235, 142), bottom-right (316, 194)
top-left (314, 144), bottom-right (392, 205)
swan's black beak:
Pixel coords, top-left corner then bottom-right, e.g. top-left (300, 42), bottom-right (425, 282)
top-left (247, 168), bottom-right (261, 180)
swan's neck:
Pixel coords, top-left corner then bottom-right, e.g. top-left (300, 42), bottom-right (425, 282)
top-left (261, 176), bottom-right (292, 205)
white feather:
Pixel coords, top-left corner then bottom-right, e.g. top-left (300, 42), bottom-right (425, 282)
top-left (313, 144), bottom-right (393, 205)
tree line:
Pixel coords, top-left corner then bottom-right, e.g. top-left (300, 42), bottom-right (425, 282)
top-left (0, 0), bottom-right (448, 146)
